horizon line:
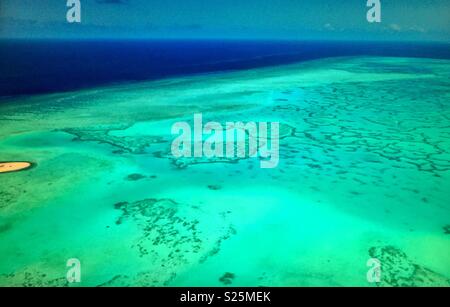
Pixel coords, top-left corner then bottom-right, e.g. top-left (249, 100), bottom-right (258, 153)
top-left (0, 37), bottom-right (449, 44)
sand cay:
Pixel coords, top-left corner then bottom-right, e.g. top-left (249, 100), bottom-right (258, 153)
top-left (0, 57), bottom-right (449, 287)
top-left (0, 162), bottom-right (32, 173)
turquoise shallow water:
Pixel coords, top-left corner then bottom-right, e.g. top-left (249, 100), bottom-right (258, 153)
top-left (0, 56), bottom-right (449, 286)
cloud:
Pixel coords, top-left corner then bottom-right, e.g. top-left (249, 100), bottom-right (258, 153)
top-left (409, 26), bottom-right (427, 33)
top-left (388, 23), bottom-right (427, 34)
top-left (323, 23), bottom-right (335, 31)
top-left (95, 0), bottom-right (128, 4)
top-left (389, 24), bottom-right (402, 32)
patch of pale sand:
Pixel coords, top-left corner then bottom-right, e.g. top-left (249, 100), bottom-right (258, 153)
top-left (0, 162), bottom-right (32, 173)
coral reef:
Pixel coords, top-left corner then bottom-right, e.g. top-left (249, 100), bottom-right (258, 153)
top-left (368, 246), bottom-right (450, 287)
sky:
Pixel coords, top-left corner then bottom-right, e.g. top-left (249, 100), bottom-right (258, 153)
top-left (0, 0), bottom-right (449, 41)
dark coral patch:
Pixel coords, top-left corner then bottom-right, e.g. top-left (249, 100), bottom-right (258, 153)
top-left (207, 185), bottom-right (222, 191)
top-left (125, 173), bottom-right (146, 181)
top-left (114, 201), bottom-right (129, 210)
top-left (443, 225), bottom-right (450, 235)
top-left (219, 272), bottom-right (235, 285)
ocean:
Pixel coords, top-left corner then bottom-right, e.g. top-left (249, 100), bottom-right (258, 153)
top-left (1, 39), bottom-right (449, 97)
top-left (0, 40), bottom-right (449, 287)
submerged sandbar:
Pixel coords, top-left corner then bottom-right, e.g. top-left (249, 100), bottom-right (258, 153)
top-left (0, 162), bottom-right (33, 173)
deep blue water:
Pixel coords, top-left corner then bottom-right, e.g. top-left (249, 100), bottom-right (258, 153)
top-left (0, 40), bottom-right (449, 97)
